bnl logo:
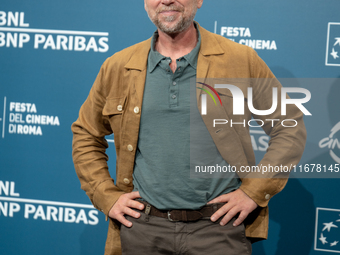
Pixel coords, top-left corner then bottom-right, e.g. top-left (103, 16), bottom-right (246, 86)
top-left (326, 22), bottom-right (340, 66)
top-left (315, 207), bottom-right (340, 253)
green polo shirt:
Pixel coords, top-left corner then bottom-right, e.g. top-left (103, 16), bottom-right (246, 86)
top-left (133, 26), bottom-right (241, 210)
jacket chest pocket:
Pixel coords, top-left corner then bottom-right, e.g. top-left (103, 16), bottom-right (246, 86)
top-left (102, 97), bottom-right (126, 135)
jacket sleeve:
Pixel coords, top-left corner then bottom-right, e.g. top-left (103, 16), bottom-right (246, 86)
top-left (239, 50), bottom-right (307, 207)
top-left (71, 59), bottom-right (125, 217)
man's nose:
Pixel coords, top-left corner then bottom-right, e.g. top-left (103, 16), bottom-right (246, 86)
top-left (160, 0), bottom-right (176, 5)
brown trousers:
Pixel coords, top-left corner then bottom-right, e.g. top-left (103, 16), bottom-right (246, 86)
top-left (120, 211), bottom-right (252, 255)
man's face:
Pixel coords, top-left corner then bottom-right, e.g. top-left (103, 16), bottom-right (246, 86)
top-left (145, 0), bottom-right (203, 35)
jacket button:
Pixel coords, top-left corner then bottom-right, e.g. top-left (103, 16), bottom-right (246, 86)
top-left (134, 107), bottom-right (140, 114)
top-left (265, 194), bottom-right (270, 200)
top-left (117, 105), bottom-right (123, 111)
top-left (123, 178), bottom-right (130, 184)
top-left (127, 144), bottom-right (133, 151)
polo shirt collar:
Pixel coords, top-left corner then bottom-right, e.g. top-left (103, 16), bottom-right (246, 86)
top-left (148, 22), bottom-right (201, 73)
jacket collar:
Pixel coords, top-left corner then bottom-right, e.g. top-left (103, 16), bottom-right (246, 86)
top-left (124, 22), bottom-right (224, 71)
top-left (198, 23), bottom-right (224, 57)
top-left (124, 38), bottom-right (152, 71)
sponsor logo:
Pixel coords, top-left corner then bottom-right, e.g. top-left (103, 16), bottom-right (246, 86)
top-left (326, 22), bottom-right (340, 66)
top-left (214, 21), bottom-right (277, 50)
top-left (250, 129), bottom-right (269, 152)
top-left (0, 180), bottom-right (99, 225)
top-left (319, 122), bottom-right (340, 164)
top-left (0, 11), bottom-right (109, 52)
top-left (0, 97), bottom-right (60, 138)
top-left (315, 207), bottom-right (340, 253)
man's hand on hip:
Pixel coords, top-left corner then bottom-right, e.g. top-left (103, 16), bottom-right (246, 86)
top-left (108, 191), bottom-right (144, 227)
top-left (207, 189), bottom-right (258, 227)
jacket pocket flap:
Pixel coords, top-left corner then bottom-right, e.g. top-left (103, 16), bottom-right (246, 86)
top-left (102, 97), bottom-right (126, 116)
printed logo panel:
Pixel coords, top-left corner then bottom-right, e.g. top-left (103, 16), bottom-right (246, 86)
top-left (315, 207), bottom-right (340, 253)
top-left (319, 122), bottom-right (340, 164)
top-left (0, 180), bottom-right (99, 225)
top-left (0, 11), bottom-right (109, 52)
top-left (214, 21), bottom-right (277, 51)
top-left (0, 97), bottom-right (61, 138)
top-left (326, 22), bottom-right (340, 66)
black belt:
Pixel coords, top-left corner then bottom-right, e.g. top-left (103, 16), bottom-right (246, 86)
top-left (138, 201), bottom-right (225, 222)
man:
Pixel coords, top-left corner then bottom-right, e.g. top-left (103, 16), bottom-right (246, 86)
top-left (72, 0), bottom-right (306, 254)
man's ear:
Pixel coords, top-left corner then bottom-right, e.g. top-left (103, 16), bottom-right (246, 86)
top-left (197, 0), bottom-right (204, 9)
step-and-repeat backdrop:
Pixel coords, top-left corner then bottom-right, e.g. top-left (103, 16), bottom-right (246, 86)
top-left (1, 1), bottom-right (339, 254)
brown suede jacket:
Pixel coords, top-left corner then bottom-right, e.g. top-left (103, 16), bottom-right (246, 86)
top-left (72, 23), bottom-right (306, 254)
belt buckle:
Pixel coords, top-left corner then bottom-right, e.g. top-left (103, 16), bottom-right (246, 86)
top-left (167, 210), bottom-right (179, 222)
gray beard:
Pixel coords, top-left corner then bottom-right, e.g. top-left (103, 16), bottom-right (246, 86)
top-left (149, 8), bottom-right (197, 35)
